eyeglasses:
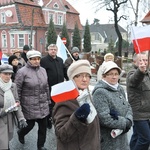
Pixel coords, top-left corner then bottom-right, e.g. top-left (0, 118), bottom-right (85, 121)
top-left (74, 73), bottom-right (91, 79)
top-left (106, 73), bottom-right (119, 77)
top-left (30, 57), bottom-right (41, 61)
top-left (49, 49), bottom-right (57, 51)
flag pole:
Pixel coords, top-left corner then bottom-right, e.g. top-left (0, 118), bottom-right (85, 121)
top-left (64, 44), bottom-right (75, 62)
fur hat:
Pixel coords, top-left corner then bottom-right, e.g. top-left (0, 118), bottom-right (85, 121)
top-left (71, 47), bottom-right (79, 54)
top-left (104, 53), bottom-right (114, 61)
top-left (67, 60), bottom-right (91, 79)
top-left (0, 64), bottom-right (13, 73)
top-left (13, 49), bottom-right (21, 54)
top-left (102, 61), bottom-right (121, 75)
top-left (23, 45), bottom-right (30, 51)
top-left (26, 50), bottom-right (41, 59)
top-left (8, 55), bottom-right (18, 65)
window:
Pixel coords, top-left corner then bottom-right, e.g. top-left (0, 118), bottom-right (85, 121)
top-left (1, 12), bottom-right (6, 23)
top-left (28, 34), bottom-right (34, 48)
top-left (57, 15), bottom-right (63, 25)
top-left (10, 34), bottom-right (15, 48)
top-left (18, 34), bottom-right (24, 48)
top-left (2, 33), bottom-right (7, 47)
top-left (49, 13), bottom-right (54, 23)
top-left (53, 3), bottom-right (59, 9)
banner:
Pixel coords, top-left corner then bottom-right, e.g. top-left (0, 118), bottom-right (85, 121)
top-left (131, 25), bottom-right (150, 53)
top-left (51, 80), bottom-right (79, 103)
top-left (56, 35), bottom-right (68, 62)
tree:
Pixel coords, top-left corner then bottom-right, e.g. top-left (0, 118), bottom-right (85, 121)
top-left (47, 18), bottom-right (57, 49)
top-left (83, 20), bottom-right (91, 52)
top-left (72, 23), bottom-right (81, 50)
top-left (115, 39), bottom-right (129, 49)
top-left (93, 0), bottom-right (128, 56)
top-left (61, 23), bottom-right (70, 49)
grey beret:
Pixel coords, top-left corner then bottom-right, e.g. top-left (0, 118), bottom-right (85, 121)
top-left (0, 64), bottom-right (13, 73)
top-left (26, 50), bottom-right (41, 59)
top-left (71, 47), bottom-right (79, 54)
top-left (67, 60), bottom-right (91, 80)
top-left (101, 61), bottom-right (121, 75)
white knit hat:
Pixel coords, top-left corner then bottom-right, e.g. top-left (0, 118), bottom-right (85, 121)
top-left (104, 53), bottom-right (114, 61)
top-left (67, 60), bottom-right (91, 79)
top-left (26, 50), bottom-right (41, 59)
top-left (102, 61), bottom-right (121, 75)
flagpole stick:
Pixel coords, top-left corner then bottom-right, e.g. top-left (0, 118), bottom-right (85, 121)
top-left (64, 44), bottom-right (75, 62)
top-left (148, 51), bottom-right (150, 69)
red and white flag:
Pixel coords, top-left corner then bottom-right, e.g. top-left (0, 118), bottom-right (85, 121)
top-left (131, 25), bottom-right (150, 53)
top-left (51, 80), bottom-right (79, 103)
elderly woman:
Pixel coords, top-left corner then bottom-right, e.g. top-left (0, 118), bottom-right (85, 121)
top-left (0, 64), bottom-right (27, 150)
top-left (14, 50), bottom-right (50, 150)
top-left (93, 61), bottom-right (133, 150)
top-left (52, 60), bottom-right (101, 150)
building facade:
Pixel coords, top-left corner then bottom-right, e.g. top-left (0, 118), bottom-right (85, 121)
top-left (0, 0), bottom-right (83, 54)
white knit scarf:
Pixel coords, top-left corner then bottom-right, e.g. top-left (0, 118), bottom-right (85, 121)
top-left (0, 78), bottom-right (16, 111)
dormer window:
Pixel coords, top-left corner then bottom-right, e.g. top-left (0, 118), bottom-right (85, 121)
top-left (53, 3), bottom-right (59, 9)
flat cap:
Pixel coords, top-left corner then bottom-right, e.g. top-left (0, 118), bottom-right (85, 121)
top-left (26, 50), bottom-right (41, 59)
top-left (0, 64), bottom-right (13, 73)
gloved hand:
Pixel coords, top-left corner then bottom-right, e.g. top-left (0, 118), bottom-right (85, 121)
top-left (75, 103), bottom-right (90, 123)
top-left (123, 118), bottom-right (132, 134)
top-left (110, 109), bottom-right (119, 120)
top-left (0, 111), bottom-right (7, 117)
top-left (19, 119), bottom-right (28, 129)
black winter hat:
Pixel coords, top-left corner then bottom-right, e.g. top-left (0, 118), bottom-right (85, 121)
top-left (8, 55), bottom-right (18, 65)
top-left (23, 45), bottom-right (30, 51)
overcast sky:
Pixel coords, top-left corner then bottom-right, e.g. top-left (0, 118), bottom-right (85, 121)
top-left (66, 0), bottom-right (148, 29)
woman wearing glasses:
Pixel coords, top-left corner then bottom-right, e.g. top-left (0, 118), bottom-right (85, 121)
top-left (53, 60), bottom-right (101, 150)
top-left (93, 61), bottom-right (133, 150)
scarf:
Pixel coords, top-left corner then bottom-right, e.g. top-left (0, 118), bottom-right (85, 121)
top-left (102, 79), bottom-right (119, 90)
top-left (0, 78), bottom-right (17, 112)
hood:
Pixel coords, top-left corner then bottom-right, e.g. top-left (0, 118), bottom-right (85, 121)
top-left (92, 80), bottom-right (121, 95)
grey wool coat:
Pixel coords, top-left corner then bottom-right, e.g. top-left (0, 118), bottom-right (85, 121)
top-left (92, 80), bottom-right (133, 150)
top-left (0, 83), bottom-right (25, 149)
top-left (14, 62), bottom-right (50, 120)
top-left (53, 99), bottom-right (101, 150)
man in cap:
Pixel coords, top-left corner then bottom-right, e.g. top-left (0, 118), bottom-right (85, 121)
top-left (21, 45), bottom-right (30, 63)
top-left (64, 47), bottom-right (80, 70)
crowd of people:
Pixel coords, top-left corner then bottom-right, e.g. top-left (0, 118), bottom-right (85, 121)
top-left (0, 44), bottom-right (150, 150)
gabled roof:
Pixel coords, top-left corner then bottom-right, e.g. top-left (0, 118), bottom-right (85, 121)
top-left (89, 23), bottom-right (127, 43)
top-left (0, 0), bottom-right (40, 6)
top-left (141, 11), bottom-right (150, 23)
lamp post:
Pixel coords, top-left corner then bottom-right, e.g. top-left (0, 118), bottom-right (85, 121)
top-left (29, 8), bottom-right (34, 50)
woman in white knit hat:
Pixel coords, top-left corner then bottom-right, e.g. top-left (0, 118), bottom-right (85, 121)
top-left (52, 59), bottom-right (101, 150)
top-left (97, 53), bottom-right (114, 81)
top-left (93, 61), bottom-right (133, 150)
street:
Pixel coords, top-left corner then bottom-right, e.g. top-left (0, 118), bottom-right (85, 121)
top-left (10, 124), bottom-right (57, 150)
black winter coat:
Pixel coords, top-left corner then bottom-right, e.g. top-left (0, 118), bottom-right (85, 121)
top-left (40, 54), bottom-right (68, 92)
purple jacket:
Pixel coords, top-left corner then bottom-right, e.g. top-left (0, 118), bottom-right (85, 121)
top-left (15, 62), bottom-right (50, 120)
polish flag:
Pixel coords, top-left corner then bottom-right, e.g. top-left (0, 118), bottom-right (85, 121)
top-left (51, 80), bottom-right (79, 103)
top-left (131, 25), bottom-right (150, 54)
top-left (56, 35), bottom-right (68, 62)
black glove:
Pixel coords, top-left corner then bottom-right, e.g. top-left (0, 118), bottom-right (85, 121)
top-left (123, 118), bottom-right (132, 134)
top-left (75, 103), bottom-right (90, 123)
top-left (0, 111), bottom-right (7, 117)
top-left (19, 119), bottom-right (28, 129)
top-left (110, 109), bottom-right (119, 120)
